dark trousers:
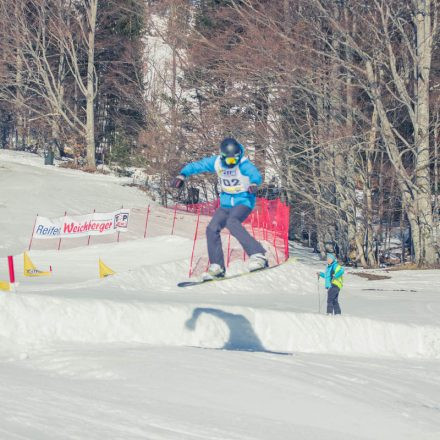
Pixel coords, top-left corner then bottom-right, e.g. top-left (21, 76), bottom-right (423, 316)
top-left (206, 205), bottom-right (266, 268)
top-left (327, 286), bottom-right (341, 315)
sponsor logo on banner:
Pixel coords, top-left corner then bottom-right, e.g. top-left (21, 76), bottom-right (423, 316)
top-left (33, 209), bottom-right (131, 239)
top-left (114, 212), bottom-right (129, 229)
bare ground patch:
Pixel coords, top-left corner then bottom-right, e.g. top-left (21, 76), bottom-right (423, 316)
top-left (386, 263), bottom-right (440, 271)
top-left (350, 272), bottom-right (391, 281)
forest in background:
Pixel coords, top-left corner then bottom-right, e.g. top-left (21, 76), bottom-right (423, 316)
top-left (0, 0), bottom-right (439, 267)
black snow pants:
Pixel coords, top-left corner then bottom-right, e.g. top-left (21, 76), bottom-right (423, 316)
top-left (206, 205), bottom-right (266, 269)
top-left (327, 285), bottom-right (341, 315)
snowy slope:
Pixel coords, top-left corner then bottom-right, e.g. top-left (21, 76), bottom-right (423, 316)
top-left (0, 150), bottom-right (440, 440)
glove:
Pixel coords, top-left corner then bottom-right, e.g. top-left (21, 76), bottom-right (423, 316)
top-left (171, 175), bottom-right (185, 189)
top-left (248, 184), bottom-right (258, 194)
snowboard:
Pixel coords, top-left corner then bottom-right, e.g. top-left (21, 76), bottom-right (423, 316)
top-left (177, 258), bottom-right (294, 288)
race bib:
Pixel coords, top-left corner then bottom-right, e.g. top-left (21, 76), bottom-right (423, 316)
top-left (214, 157), bottom-right (250, 194)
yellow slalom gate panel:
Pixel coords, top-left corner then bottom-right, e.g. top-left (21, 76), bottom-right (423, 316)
top-left (99, 258), bottom-right (115, 278)
top-left (0, 280), bottom-right (10, 291)
top-left (23, 252), bottom-right (51, 277)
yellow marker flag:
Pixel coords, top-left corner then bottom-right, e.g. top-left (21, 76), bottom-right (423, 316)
top-left (23, 252), bottom-right (51, 277)
top-left (99, 258), bottom-right (115, 278)
top-left (0, 280), bottom-right (10, 291)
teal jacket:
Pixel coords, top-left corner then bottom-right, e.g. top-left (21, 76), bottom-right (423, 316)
top-left (320, 258), bottom-right (344, 289)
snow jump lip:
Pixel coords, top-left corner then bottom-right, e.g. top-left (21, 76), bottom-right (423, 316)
top-left (0, 295), bottom-right (439, 360)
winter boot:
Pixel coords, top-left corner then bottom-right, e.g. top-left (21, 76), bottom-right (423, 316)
top-left (201, 263), bottom-right (225, 281)
top-left (248, 253), bottom-right (268, 272)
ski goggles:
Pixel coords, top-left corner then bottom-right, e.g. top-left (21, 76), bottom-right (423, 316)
top-left (221, 153), bottom-right (240, 165)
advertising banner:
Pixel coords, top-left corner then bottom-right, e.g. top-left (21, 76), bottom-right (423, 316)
top-left (33, 209), bottom-right (130, 239)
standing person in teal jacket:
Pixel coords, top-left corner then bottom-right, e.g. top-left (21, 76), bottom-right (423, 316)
top-left (318, 253), bottom-right (344, 315)
top-left (171, 137), bottom-right (267, 280)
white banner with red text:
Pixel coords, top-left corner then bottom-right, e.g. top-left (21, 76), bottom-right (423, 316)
top-left (33, 209), bottom-right (130, 239)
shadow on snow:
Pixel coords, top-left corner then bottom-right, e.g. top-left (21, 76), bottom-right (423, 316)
top-left (185, 307), bottom-right (290, 355)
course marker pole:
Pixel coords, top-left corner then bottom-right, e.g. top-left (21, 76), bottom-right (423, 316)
top-left (171, 204), bottom-right (177, 235)
top-left (117, 205), bottom-right (123, 243)
top-left (8, 256), bottom-right (15, 291)
top-left (144, 205), bottom-right (151, 238)
top-left (28, 214), bottom-right (38, 251)
top-left (87, 209), bottom-right (95, 246)
top-left (226, 233), bottom-right (231, 267)
top-left (317, 276), bottom-right (321, 314)
top-left (188, 209), bottom-right (201, 277)
top-left (58, 211), bottom-right (66, 251)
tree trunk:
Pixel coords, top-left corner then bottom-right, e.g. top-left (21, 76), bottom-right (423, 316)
top-left (413, 0), bottom-right (437, 264)
top-left (14, 2), bottom-right (24, 151)
top-left (434, 112), bottom-right (439, 249)
top-left (254, 84), bottom-right (269, 175)
top-left (86, 0), bottom-right (98, 168)
top-left (366, 57), bottom-right (437, 266)
top-left (365, 107), bottom-right (378, 266)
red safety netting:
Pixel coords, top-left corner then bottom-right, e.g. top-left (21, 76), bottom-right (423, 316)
top-left (27, 197), bottom-right (289, 279)
top-left (173, 199), bottom-right (220, 216)
top-left (175, 198), bottom-right (290, 277)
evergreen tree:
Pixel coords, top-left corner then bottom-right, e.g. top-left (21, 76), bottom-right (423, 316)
top-left (95, 0), bottom-right (146, 165)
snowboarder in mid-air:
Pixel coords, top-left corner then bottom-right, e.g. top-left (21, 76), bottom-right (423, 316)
top-left (172, 137), bottom-right (267, 280)
top-left (318, 253), bottom-right (345, 315)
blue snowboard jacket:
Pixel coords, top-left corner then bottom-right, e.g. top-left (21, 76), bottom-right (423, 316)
top-left (180, 147), bottom-right (262, 210)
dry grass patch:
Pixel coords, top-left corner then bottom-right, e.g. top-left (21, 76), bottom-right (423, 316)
top-left (350, 272), bottom-right (391, 281)
top-left (387, 263), bottom-right (440, 271)
top-left (59, 161), bottom-right (109, 174)
top-left (59, 161), bottom-right (81, 170)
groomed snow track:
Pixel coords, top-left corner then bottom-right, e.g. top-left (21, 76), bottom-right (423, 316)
top-left (2, 150), bottom-right (440, 440)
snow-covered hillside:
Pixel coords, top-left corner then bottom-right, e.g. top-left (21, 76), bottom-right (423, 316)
top-left (0, 150), bottom-right (439, 440)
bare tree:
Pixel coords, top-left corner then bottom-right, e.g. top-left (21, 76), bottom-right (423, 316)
top-left (0, 0), bottom-right (99, 166)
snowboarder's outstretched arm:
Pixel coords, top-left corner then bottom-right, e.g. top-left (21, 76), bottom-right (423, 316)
top-left (240, 160), bottom-right (263, 185)
top-left (180, 156), bottom-right (217, 177)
